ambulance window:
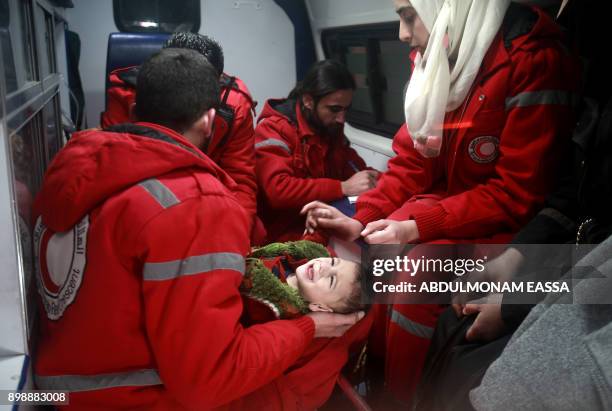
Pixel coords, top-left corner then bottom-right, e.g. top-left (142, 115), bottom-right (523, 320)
top-left (113, 0), bottom-right (200, 34)
top-left (323, 23), bottom-right (411, 138)
top-left (33, 2), bottom-right (56, 78)
top-left (1, 0), bottom-right (38, 92)
top-left (1, 0), bottom-right (67, 349)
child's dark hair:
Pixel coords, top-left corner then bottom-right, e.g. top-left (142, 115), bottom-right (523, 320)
top-left (336, 263), bottom-right (369, 314)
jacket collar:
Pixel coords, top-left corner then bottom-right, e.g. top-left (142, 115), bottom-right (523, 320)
top-left (295, 100), bottom-right (320, 140)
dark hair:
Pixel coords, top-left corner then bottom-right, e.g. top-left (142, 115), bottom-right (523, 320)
top-left (135, 48), bottom-right (220, 133)
top-left (164, 32), bottom-right (224, 76)
top-left (289, 59), bottom-right (356, 102)
top-left (336, 264), bottom-right (367, 314)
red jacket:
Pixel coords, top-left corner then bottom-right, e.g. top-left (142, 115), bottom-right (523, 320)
top-left (101, 67), bottom-right (258, 227)
top-left (220, 311), bottom-right (374, 411)
top-left (238, 252), bottom-right (373, 409)
top-left (32, 122), bottom-right (320, 410)
top-left (355, 6), bottom-right (579, 242)
top-left (255, 99), bottom-right (367, 242)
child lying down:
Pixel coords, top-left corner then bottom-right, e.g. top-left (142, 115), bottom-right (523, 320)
top-left (241, 240), bottom-right (364, 322)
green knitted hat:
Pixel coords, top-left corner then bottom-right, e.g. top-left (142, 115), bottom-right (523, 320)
top-left (243, 240), bottom-right (330, 318)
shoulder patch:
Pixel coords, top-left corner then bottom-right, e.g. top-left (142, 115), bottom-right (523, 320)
top-left (34, 215), bottom-right (89, 320)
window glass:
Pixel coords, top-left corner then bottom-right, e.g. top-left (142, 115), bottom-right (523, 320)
top-left (0, 0), bottom-right (37, 93)
top-left (33, 2), bottom-right (55, 78)
top-left (323, 23), bottom-right (411, 138)
top-left (20, 0), bottom-right (38, 82)
top-left (379, 40), bottom-right (411, 126)
top-left (345, 46), bottom-right (373, 115)
top-left (41, 96), bottom-right (62, 163)
top-left (9, 115), bottom-right (45, 337)
top-left (113, 0), bottom-right (200, 34)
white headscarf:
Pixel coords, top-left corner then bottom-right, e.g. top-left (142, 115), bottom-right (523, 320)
top-left (405, 0), bottom-right (511, 157)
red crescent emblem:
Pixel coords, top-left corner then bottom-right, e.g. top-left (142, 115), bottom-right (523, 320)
top-left (468, 136), bottom-right (500, 164)
top-left (38, 229), bottom-right (61, 295)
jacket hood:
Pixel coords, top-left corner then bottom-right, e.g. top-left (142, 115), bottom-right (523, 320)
top-left (34, 122), bottom-right (235, 232)
top-left (503, 3), bottom-right (565, 51)
top-left (259, 98), bottom-right (328, 141)
top-left (258, 98), bottom-right (298, 125)
top-left (478, 4), bottom-right (569, 84)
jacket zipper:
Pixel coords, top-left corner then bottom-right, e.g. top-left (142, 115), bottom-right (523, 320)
top-left (447, 80), bottom-right (479, 189)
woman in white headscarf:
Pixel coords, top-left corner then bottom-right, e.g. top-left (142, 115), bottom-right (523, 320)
top-left (303, 0), bottom-right (577, 403)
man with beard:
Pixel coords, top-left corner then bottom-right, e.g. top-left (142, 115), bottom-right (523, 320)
top-left (255, 60), bottom-right (379, 242)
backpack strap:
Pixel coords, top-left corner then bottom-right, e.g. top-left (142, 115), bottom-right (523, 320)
top-left (210, 75), bottom-right (238, 153)
top-left (113, 66), bottom-right (140, 88)
top-left (219, 74), bottom-right (237, 104)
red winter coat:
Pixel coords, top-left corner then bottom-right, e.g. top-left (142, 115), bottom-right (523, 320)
top-left (101, 67), bottom-right (258, 229)
top-left (32, 122), bottom-right (325, 410)
top-left (224, 311), bottom-right (374, 411)
top-left (255, 99), bottom-right (367, 242)
top-left (354, 6), bottom-right (579, 242)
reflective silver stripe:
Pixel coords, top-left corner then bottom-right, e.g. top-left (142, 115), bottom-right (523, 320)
top-left (255, 138), bottom-right (291, 154)
top-left (35, 369), bottom-right (162, 392)
top-left (505, 90), bottom-right (573, 110)
top-left (139, 179), bottom-right (180, 209)
top-left (143, 252), bottom-right (245, 281)
top-left (390, 309), bottom-right (434, 339)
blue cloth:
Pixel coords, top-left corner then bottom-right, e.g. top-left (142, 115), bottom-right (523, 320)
top-left (331, 197), bottom-right (356, 218)
top-left (329, 198), bottom-right (369, 250)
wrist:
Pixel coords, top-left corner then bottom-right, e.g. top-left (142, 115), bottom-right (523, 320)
top-left (504, 247), bottom-right (525, 269)
top-left (341, 181), bottom-right (348, 196)
top-left (401, 220), bottom-right (420, 243)
top-left (489, 248), bottom-right (525, 282)
top-left (349, 219), bottom-right (365, 241)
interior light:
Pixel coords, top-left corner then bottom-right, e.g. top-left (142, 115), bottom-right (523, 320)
top-left (137, 21), bottom-right (159, 28)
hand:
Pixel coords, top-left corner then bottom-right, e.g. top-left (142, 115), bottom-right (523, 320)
top-left (307, 311), bottom-right (366, 338)
top-left (361, 219), bottom-right (420, 244)
top-left (301, 201), bottom-right (364, 241)
top-left (483, 247), bottom-right (525, 282)
top-left (451, 301), bottom-right (465, 317)
top-left (463, 294), bottom-right (508, 342)
top-left (341, 170), bottom-right (379, 196)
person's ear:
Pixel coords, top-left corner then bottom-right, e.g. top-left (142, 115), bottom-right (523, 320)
top-left (302, 94), bottom-right (314, 110)
top-left (183, 108), bottom-right (217, 150)
top-left (128, 102), bottom-right (137, 122)
top-left (309, 302), bottom-right (334, 313)
top-left (198, 108), bottom-right (216, 138)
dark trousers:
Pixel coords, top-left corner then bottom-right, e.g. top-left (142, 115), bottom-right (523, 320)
top-left (414, 307), bottom-right (513, 411)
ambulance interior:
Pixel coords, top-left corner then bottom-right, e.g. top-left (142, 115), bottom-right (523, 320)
top-left (0, 0), bottom-right (598, 408)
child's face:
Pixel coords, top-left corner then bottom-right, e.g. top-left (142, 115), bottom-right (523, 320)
top-left (292, 257), bottom-right (360, 312)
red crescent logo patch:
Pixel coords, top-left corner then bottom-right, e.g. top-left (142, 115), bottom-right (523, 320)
top-left (33, 215), bottom-right (89, 320)
top-left (468, 136), bottom-right (500, 164)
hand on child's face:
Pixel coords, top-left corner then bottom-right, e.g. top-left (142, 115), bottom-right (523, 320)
top-left (294, 257), bottom-right (359, 312)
